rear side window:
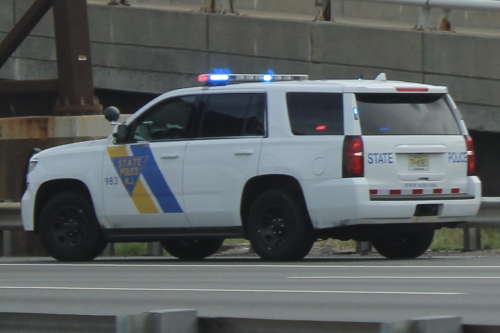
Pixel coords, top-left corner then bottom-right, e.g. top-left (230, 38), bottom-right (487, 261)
top-left (356, 93), bottom-right (461, 135)
top-left (286, 93), bottom-right (344, 135)
top-left (199, 93), bottom-right (266, 138)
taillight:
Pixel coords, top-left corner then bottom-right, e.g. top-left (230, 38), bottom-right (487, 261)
top-left (343, 136), bottom-right (364, 178)
top-left (465, 135), bottom-right (476, 176)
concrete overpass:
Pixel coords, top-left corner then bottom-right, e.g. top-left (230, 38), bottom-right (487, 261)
top-left (1, 0), bottom-right (500, 129)
top-left (1, 0), bottom-right (500, 199)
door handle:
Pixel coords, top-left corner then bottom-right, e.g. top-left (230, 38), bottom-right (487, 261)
top-left (161, 154), bottom-right (180, 159)
top-left (234, 150), bottom-right (254, 156)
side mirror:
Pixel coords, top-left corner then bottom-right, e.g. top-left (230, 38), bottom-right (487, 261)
top-left (104, 106), bottom-right (121, 123)
top-left (113, 124), bottom-right (129, 143)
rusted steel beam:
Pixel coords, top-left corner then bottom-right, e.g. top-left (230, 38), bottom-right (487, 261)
top-left (0, 79), bottom-right (58, 93)
top-left (52, 0), bottom-right (101, 115)
top-left (0, 0), bottom-right (52, 69)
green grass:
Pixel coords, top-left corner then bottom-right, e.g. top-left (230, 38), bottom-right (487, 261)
top-left (429, 228), bottom-right (464, 251)
top-left (477, 229), bottom-right (500, 250)
top-left (114, 242), bottom-right (150, 256)
top-left (315, 239), bottom-right (357, 251)
top-left (429, 228), bottom-right (500, 252)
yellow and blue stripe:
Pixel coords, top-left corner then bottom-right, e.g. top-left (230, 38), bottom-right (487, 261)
top-left (107, 145), bottom-right (183, 214)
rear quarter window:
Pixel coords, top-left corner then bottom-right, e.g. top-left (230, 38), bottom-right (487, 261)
top-left (286, 92), bottom-right (344, 135)
top-left (356, 93), bottom-right (461, 135)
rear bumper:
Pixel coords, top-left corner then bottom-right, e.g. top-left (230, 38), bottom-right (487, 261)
top-left (301, 176), bottom-right (481, 229)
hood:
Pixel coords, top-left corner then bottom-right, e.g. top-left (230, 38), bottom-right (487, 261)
top-left (31, 138), bottom-right (108, 159)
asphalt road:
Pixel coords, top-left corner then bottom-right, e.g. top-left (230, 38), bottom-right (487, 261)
top-left (0, 254), bottom-right (500, 325)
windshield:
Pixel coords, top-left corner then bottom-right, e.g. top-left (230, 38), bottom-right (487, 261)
top-left (356, 93), bottom-right (461, 135)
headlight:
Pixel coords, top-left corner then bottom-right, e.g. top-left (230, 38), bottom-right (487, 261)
top-left (28, 160), bottom-right (38, 173)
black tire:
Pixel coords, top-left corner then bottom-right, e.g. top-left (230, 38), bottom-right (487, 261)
top-left (39, 192), bottom-right (107, 262)
top-left (161, 238), bottom-right (224, 260)
top-left (372, 229), bottom-right (435, 259)
top-left (247, 189), bottom-right (315, 261)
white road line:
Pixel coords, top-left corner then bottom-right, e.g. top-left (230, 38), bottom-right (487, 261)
top-left (1, 263), bottom-right (500, 269)
top-left (288, 276), bottom-right (500, 279)
top-left (0, 286), bottom-right (465, 296)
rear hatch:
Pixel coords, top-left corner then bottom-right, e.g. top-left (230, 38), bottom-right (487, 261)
top-left (356, 92), bottom-right (474, 201)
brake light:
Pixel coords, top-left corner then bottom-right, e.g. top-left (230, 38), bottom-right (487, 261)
top-left (343, 136), bottom-right (364, 178)
top-left (465, 135), bottom-right (476, 176)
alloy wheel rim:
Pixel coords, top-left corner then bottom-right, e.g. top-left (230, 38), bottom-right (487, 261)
top-left (51, 206), bottom-right (86, 247)
top-left (258, 204), bottom-right (290, 249)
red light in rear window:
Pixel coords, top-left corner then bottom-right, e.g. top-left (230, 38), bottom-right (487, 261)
top-left (316, 125), bottom-right (327, 131)
top-left (396, 87), bottom-right (429, 92)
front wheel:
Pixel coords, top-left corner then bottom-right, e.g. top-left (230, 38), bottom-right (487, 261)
top-left (247, 189), bottom-right (315, 261)
top-left (161, 239), bottom-right (224, 260)
top-left (39, 192), bottom-right (107, 262)
top-left (372, 229), bottom-right (435, 259)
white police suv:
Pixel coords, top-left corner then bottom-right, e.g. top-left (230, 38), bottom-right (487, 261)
top-left (21, 73), bottom-right (481, 261)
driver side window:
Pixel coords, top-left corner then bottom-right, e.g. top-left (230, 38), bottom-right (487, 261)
top-left (133, 95), bottom-right (198, 142)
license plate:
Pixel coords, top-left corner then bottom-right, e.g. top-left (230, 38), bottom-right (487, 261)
top-left (408, 155), bottom-right (429, 171)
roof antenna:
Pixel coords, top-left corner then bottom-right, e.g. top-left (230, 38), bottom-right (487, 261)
top-left (375, 73), bottom-right (387, 81)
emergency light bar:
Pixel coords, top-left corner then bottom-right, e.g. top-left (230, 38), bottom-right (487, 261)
top-left (198, 73), bottom-right (309, 85)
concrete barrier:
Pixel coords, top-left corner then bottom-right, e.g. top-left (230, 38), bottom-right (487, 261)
top-left (0, 310), bottom-right (496, 333)
top-left (0, 312), bottom-right (116, 333)
top-left (4, 0), bottom-right (500, 134)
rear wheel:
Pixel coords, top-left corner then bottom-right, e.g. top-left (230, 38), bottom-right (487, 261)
top-left (39, 191), bottom-right (107, 262)
top-left (247, 189), bottom-right (315, 261)
top-left (372, 229), bottom-right (435, 259)
top-left (161, 239), bottom-right (224, 260)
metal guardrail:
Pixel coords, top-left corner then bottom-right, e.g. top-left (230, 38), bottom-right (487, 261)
top-left (0, 203), bottom-right (22, 230)
top-left (1, 199), bottom-right (500, 256)
top-left (0, 310), bottom-right (499, 333)
top-left (315, 0), bottom-right (500, 30)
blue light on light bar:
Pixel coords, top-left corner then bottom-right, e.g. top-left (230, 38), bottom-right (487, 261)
top-left (263, 74), bottom-right (273, 82)
top-left (210, 74), bottom-right (230, 81)
top-left (198, 73), bottom-right (309, 85)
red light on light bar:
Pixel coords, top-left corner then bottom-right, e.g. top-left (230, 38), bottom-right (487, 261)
top-left (390, 189), bottom-right (401, 195)
top-left (198, 75), bottom-right (209, 82)
top-left (413, 189), bottom-right (423, 194)
top-left (451, 188), bottom-right (460, 194)
top-left (316, 125), bottom-right (327, 131)
top-left (396, 87), bottom-right (429, 92)
top-left (433, 189), bottom-right (443, 194)
top-left (370, 190), bottom-right (378, 195)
